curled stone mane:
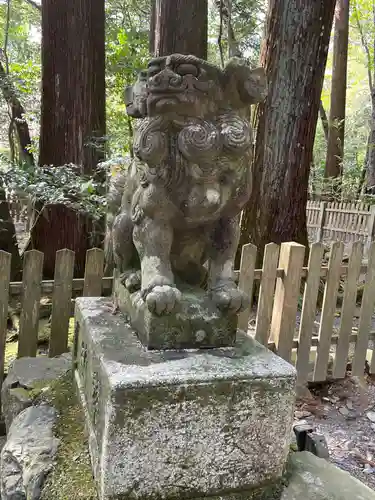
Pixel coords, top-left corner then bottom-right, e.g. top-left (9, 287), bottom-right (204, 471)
top-left (216, 111), bottom-right (252, 155)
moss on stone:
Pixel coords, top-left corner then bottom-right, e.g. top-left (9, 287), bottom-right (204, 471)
top-left (4, 339), bottom-right (18, 372)
top-left (9, 386), bottom-right (31, 400)
top-left (68, 317), bottom-right (75, 349)
top-left (40, 371), bottom-right (98, 500)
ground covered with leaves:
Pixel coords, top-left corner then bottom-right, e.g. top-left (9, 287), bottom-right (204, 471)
top-left (295, 375), bottom-right (375, 490)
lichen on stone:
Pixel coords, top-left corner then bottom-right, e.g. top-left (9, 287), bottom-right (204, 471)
top-left (39, 371), bottom-right (98, 500)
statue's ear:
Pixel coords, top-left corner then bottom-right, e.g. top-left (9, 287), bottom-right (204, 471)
top-left (224, 59), bottom-right (268, 106)
top-left (124, 70), bottom-right (148, 118)
top-left (242, 67), bottom-right (268, 105)
top-left (124, 85), bottom-right (147, 118)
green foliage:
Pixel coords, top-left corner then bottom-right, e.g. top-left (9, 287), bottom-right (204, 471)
top-left (311, 0), bottom-right (374, 200)
top-left (0, 160), bottom-right (106, 219)
top-left (0, 0), bottom-right (373, 207)
top-left (208, 0), bottom-right (264, 66)
top-left (105, 0), bottom-right (150, 155)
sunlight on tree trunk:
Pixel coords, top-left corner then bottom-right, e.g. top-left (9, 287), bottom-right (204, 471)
top-left (367, 89), bottom-right (375, 192)
top-left (325, 0), bottom-right (350, 181)
top-left (0, 61), bottom-right (34, 166)
top-left (0, 185), bottom-right (21, 280)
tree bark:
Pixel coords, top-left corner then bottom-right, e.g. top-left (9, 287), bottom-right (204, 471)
top-left (35, 0), bottom-right (106, 278)
top-left (238, 0), bottom-right (336, 265)
top-left (154, 0), bottom-right (208, 59)
top-left (325, 0), bottom-right (350, 179)
top-left (0, 62), bottom-right (34, 166)
top-left (150, 0), bottom-right (156, 55)
top-left (0, 185), bottom-right (21, 280)
top-left (39, 0), bottom-right (106, 173)
top-left (366, 89), bottom-right (375, 193)
top-left (365, 6), bottom-right (375, 193)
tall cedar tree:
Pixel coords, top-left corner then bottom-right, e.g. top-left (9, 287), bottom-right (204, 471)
top-left (238, 0), bottom-right (336, 264)
top-left (153, 0), bottom-right (208, 58)
top-left (367, 91), bottom-right (375, 192)
top-left (31, 0), bottom-right (106, 277)
top-left (0, 60), bottom-right (33, 278)
top-left (325, 0), bottom-right (350, 180)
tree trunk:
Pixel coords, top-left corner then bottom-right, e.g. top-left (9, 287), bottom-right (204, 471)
top-left (319, 100), bottom-right (329, 142)
top-left (238, 0), bottom-right (336, 265)
top-left (0, 62), bottom-right (34, 166)
top-left (154, 0), bottom-right (208, 59)
top-left (0, 185), bottom-right (21, 280)
top-left (366, 89), bottom-right (375, 193)
top-left (366, 7), bottom-right (375, 194)
top-left (325, 0), bottom-right (350, 179)
top-left (35, 0), bottom-right (106, 278)
top-left (150, 0), bottom-right (156, 55)
top-left (39, 0), bottom-right (105, 173)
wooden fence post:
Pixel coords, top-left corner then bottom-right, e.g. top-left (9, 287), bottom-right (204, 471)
top-left (333, 241), bottom-right (363, 379)
top-left (49, 249), bottom-right (75, 358)
top-left (366, 205), bottom-right (375, 252)
top-left (18, 250), bottom-right (44, 358)
top-left (83, 248), bottom-right (105, 297)
top-left (237, 244), bottom-right (257, 332)
top-left (269, 242), bottom-right (305, 362)
top-left (316, 201), bottom-right (327, 242)
top-left (254, 243), bottom-right (280, 346)
top-left (296, 242), bottom-right (324, 384)
top-left (353, 242), bottom-right (375, 375)
top-left (313, 241), bottom-right (344, 382)
top-left (0, 251), bottom-right (11, 395)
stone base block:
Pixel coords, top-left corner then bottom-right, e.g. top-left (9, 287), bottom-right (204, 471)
top-left (74, 297), bottom-right (296, 500)
top-left (114, 279), bottom-right (237, 349)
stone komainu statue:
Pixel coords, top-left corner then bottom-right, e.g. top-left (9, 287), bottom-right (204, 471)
top-left (105, 54), bottom-right (267, 316)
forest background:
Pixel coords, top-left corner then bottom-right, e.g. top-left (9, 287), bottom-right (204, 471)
top-left (0, 0), bottom-right (371, 278)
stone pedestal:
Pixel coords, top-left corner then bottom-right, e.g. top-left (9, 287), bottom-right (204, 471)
top-left (114, 279), bottom-right (238, 350)
top-left (74, 297), bottom-right (296, 500)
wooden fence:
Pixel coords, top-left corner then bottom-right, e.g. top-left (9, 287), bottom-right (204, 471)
top-left (0, 241), bottom-right (375, 387)
top-left (307, 200), bottom-right (375, 249)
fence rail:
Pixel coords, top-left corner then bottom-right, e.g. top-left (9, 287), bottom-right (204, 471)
top-left (1, 241), bottom-right (375, 388)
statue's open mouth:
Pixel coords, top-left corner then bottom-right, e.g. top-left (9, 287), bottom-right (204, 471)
top-left (148, 86), bottom-right (186, 95)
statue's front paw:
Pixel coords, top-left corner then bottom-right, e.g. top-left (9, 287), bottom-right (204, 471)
top-left (145, 285), bottom-right (182, 316)
top-left (211, 284), bottom-right (248, 314)
top-left (120, 270), bottom-right (141, 293)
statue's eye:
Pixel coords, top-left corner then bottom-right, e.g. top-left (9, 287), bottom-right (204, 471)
top-left (148, 65), bottom-right (160, 78)
top-left (176, 64), bottom-right (199, 77)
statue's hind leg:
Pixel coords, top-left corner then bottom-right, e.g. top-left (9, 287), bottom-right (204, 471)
top-left (112, 211), bottom-right (141, 292)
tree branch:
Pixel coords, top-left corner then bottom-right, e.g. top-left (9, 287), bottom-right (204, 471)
top-left (24, 0), bottom-right (41, 12)
top-left (0, 60), bottom-right (35, 166)
top-left (4, 0), bottom-right (11, 75)
top-left (319, 100), bottom-right (329, 142)
top-left (218, 0), bottom-right (225, 68)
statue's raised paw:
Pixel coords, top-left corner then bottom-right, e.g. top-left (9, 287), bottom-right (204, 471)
top-left (211, 283), bottom-right (249, 314)
top-left (145, 285), bottom-right (182, 316)
top-left (120, 270), bottom-right (141, 293)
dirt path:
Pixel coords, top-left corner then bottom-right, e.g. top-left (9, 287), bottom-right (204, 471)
top-left (295, 376), bottom-right (375, 490)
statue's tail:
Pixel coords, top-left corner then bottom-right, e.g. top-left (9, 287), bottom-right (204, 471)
top-left (102, 159), bottom-right (128, 276)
